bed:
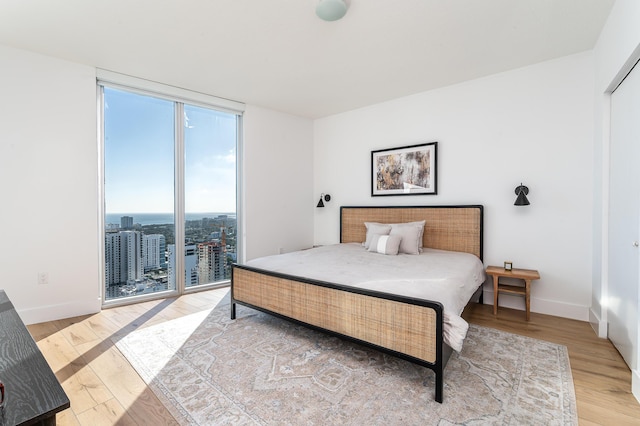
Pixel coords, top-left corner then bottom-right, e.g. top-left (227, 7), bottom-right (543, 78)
top-left (231, 205), bottom-right (484, 403)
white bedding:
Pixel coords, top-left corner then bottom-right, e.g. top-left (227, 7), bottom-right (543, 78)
top-left (244, 243), bottom-right (486, 352)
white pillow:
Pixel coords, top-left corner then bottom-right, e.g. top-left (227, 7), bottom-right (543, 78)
top-left (368, 234), bottom-right (402, 255)
top-left (363, 222), bottom-right (392, 249)
top-left (364, 221), bottom-right (426, 248)
top-left (391, 220), bottom-right (426, 249)
top-left (389, 224), bottom-right (422, 255)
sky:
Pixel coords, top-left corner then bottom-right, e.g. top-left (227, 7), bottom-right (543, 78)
top-left (104, 87), bottom-right (237, 214)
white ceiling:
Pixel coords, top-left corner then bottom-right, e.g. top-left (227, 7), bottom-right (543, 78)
top-left (0, 0), bottom-right (615, 118)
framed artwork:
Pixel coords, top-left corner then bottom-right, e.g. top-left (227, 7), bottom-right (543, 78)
top-left (371, 142), bottom-right (438, 196)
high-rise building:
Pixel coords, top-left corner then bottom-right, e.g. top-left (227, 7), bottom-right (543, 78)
top-left (185, 245), bottom-right (198, 285)
top-left (105, 230), bottom-right (143, 286)
top-left (197, 241), bottom-right (226, 284)
top-left (143, 234), bottom-right (166, 272)
top-left (167, 244), bottom-right (199, 288)
top-left (121, 216), bottom-right (134, 229)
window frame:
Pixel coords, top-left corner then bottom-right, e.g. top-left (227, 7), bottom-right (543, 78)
top-left (97, 72), bottom-right (244, 308)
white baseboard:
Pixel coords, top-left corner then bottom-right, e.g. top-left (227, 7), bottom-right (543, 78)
top-left (483, 289), bottom-right (589, 322)
top-left (633, 369), bottom-right (640, 404)
top-left (17, 299), bottom-right (101, 325)
top-left (589, 307), bottom-right (608, 338)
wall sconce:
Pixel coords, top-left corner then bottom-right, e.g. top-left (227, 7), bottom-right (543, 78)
top-left (514, 183), bottom-right (530, 206)
top-left (316, 193), bottom-right (331, 208)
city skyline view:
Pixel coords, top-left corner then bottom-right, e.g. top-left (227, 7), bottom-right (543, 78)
top-left (105, 212), bottom-right (237, 227)
top-left (102, 86), bottom-right (238, 300)
top-left (104, 213), bottom-right (237, 300)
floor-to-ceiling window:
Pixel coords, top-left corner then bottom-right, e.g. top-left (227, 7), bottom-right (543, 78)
top-left (184, 104), bottom-right (238, 288)
top-left (99, 75), bottom-right (242, 305)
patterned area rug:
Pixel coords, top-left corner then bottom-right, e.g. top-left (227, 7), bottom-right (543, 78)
top-left (114, 303), bottom-right (577, 425)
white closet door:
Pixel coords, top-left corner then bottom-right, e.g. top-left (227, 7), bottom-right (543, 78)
top-left (609, 61), bottom-right (640, 369)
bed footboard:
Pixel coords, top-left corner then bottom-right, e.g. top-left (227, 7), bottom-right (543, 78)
top-left (231, 264), bottom-right (446, 403)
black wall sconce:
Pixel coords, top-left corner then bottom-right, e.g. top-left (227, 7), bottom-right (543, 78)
top-left (514, 183), bottom-right (530, 206)
top-left (316, 193), bottom-right (331, 208)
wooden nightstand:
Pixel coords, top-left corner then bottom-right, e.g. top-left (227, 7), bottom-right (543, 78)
top-left (486, 265), bottom-right (540, 321)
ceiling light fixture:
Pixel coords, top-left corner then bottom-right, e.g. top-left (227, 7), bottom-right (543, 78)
top-left (316, 0), bottom-right (348, 22)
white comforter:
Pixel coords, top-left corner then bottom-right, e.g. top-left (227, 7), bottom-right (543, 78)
top-left (244, 243), bottom-right (486, 352)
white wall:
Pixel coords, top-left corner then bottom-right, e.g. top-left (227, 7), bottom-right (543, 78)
top-left (0, 45), bottom-right (101, 324)
top-left (242, 105), bottom-right (314, 260)
top-left (314, 52), bottom-right (595, 321)
top-left (0, 45), bottom-right (316, 324)
top-left (591, 0), bottom-right (640, 401)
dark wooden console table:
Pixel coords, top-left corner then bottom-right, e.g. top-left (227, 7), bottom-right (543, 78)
top-left (0, 290), bottom-right (70, 425)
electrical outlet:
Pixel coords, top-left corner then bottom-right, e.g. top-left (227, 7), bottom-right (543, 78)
top-left (37, 272), bottom-right (49, 285)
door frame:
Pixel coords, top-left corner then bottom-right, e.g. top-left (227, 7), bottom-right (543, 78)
top-left (602, 46), bottom-right (640, 402)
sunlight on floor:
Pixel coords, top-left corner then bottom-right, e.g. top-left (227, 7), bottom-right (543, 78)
top-left (115, 309), bottom-right (214, 380)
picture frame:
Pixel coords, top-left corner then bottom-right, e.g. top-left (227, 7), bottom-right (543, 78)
top-left (371, 142), bottom-right (437, 196)
top-left (504, 261), bottom-right (513, 271)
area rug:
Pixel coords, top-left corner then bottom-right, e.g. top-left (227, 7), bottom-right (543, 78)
top-left (114, 303), bottom-right (577, 425)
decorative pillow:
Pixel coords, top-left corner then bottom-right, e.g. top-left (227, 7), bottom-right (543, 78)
top-left (367, 234), bottom-right (402, 255)
top-left (363, 222), bottom-right (392, 249)
top-left (389, 223), bottom-right (423, 255)
top-left (390, 220), bottom-right (426, 250)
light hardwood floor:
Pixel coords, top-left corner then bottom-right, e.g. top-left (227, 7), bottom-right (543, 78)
top-left (26, 288), bottom-right (640, 425)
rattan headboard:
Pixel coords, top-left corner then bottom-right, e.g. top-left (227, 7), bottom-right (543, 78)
top-left (340, 205), bottom-right (483, 260)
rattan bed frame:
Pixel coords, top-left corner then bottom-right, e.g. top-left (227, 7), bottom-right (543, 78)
top-left (231, 205), bottom-right (484, 403)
